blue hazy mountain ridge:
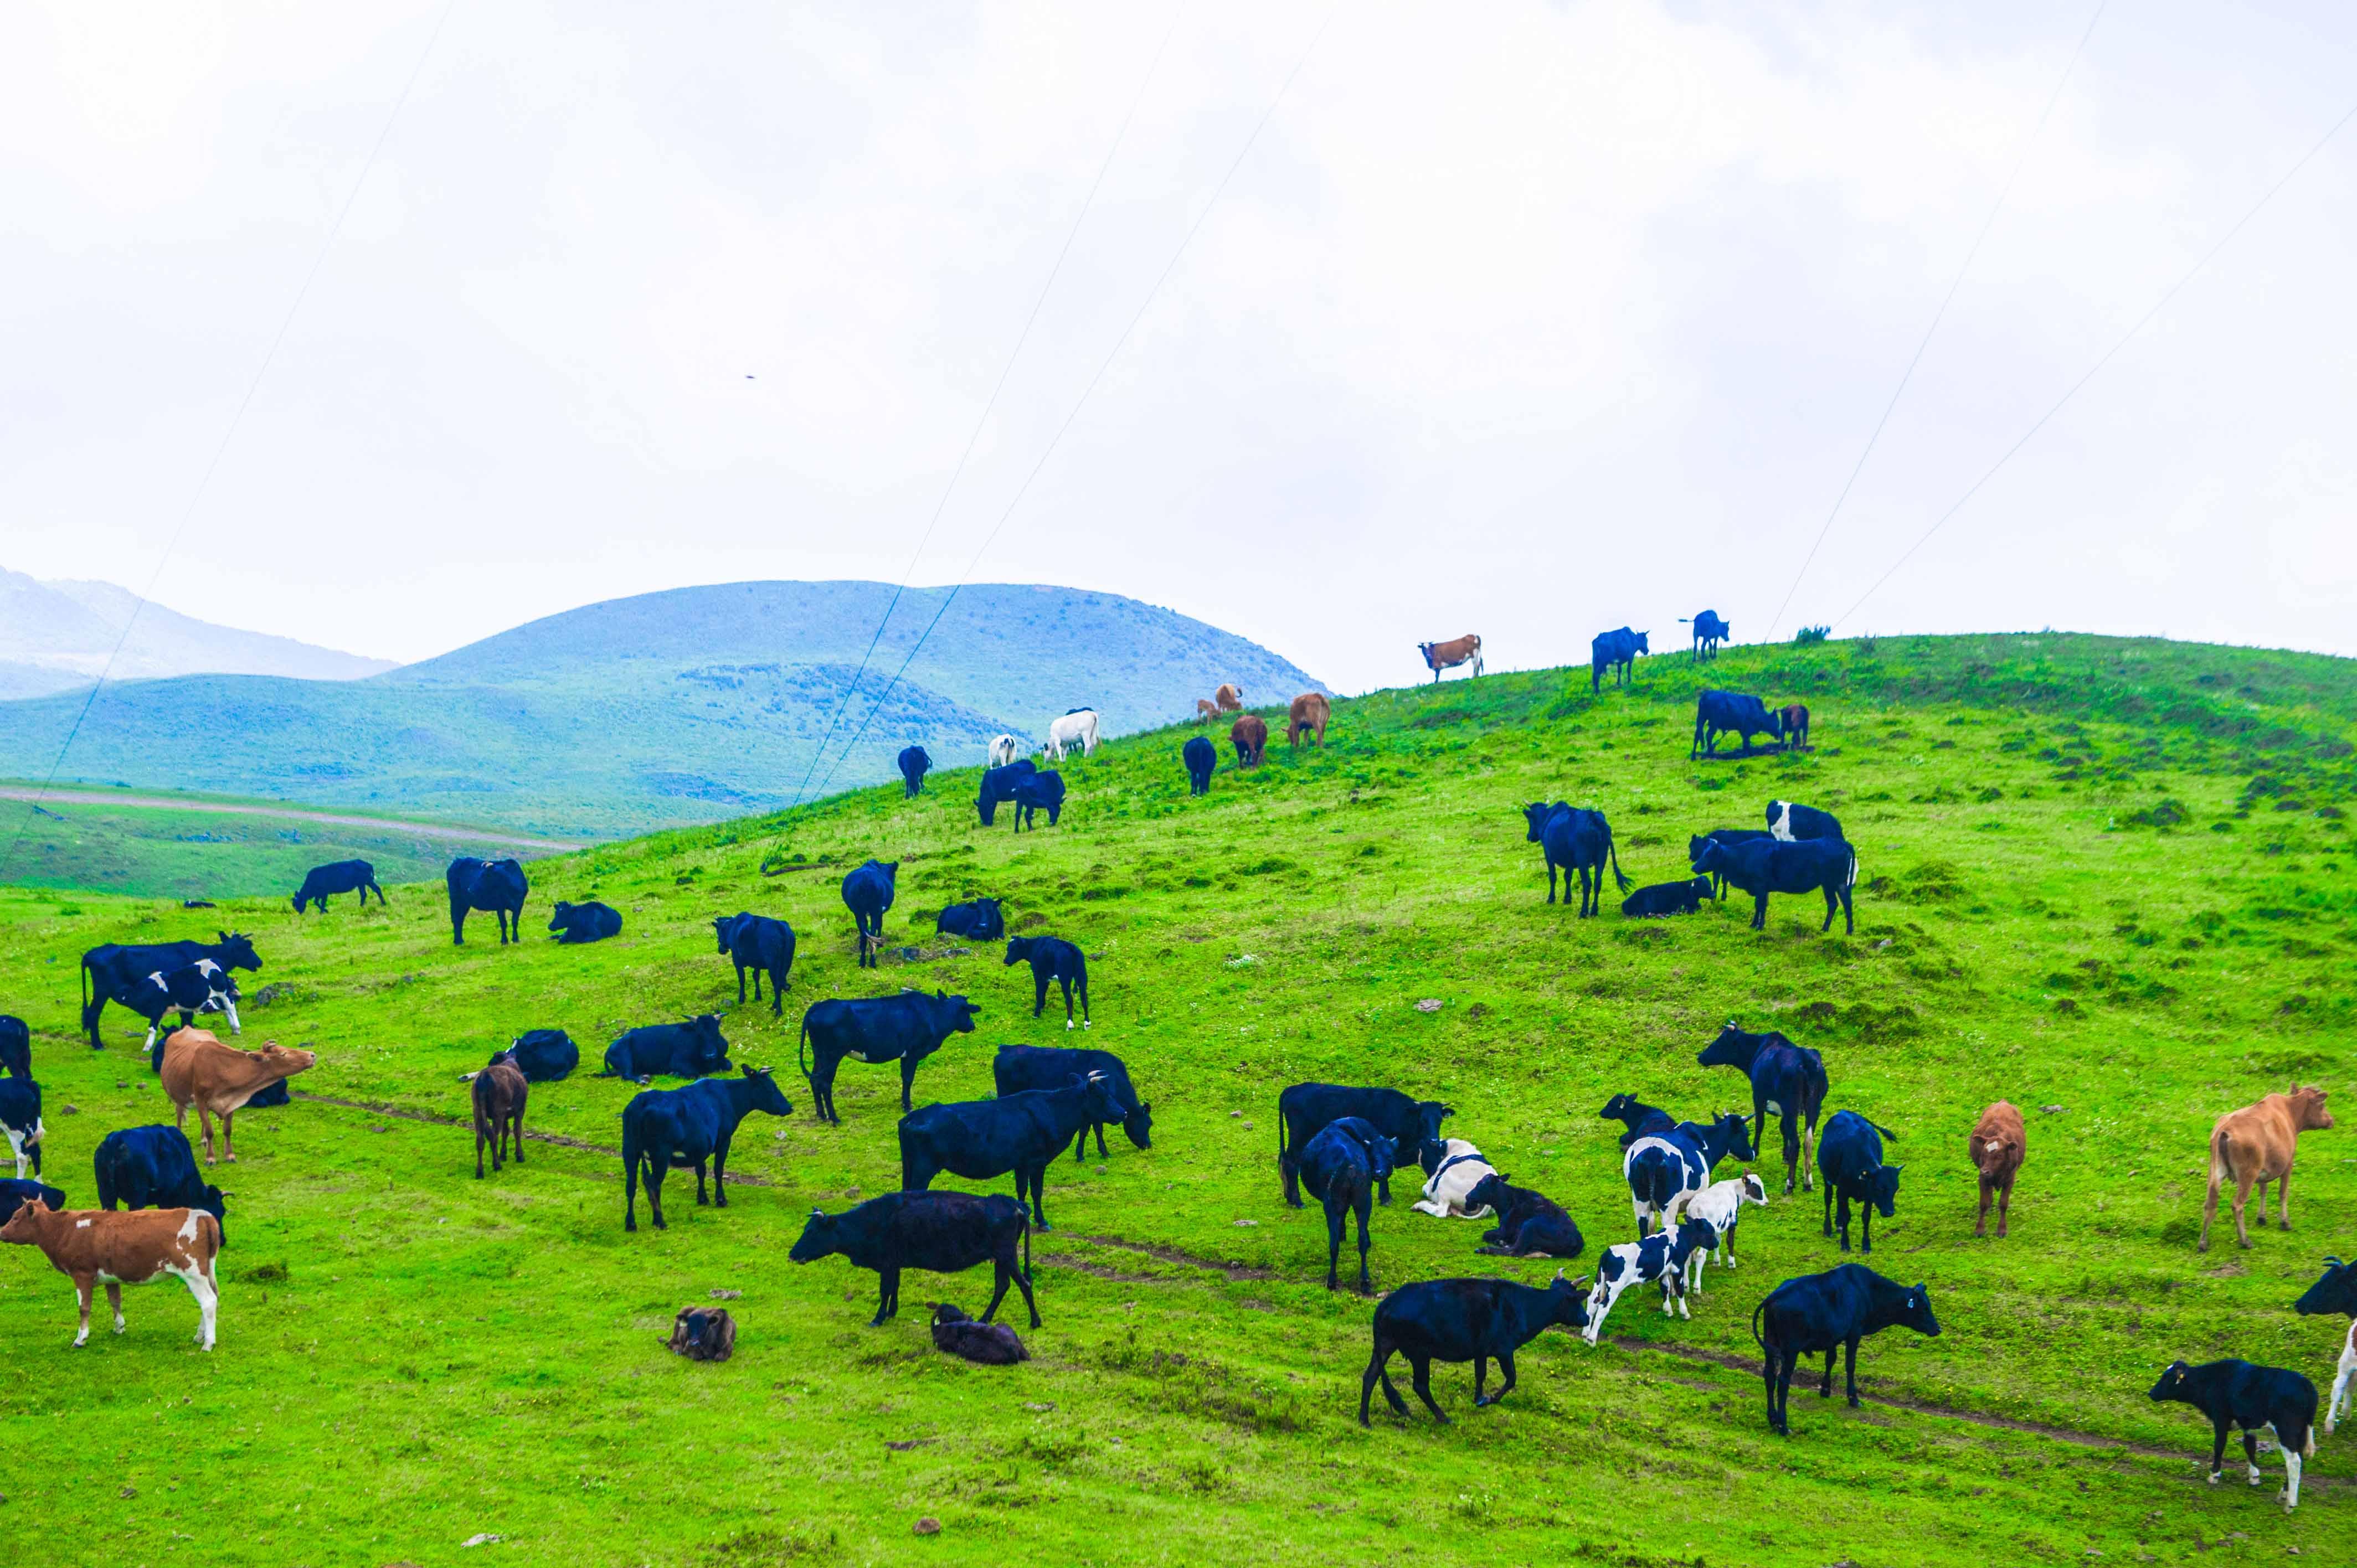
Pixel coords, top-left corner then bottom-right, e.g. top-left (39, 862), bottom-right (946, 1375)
top-left (0, 581), bottom-right (1325, 839)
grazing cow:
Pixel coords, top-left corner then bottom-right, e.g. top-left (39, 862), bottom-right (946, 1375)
top-left (1277, 1084), bottom-right (1452, 1208)
top-left (109, 960), bottom-right (241, 1053)
top-left (1, 1078), bottom-right (44, 1178)
top-left (1590, 627), bottom-right (1648, 692)
top-left (1624, 1112), bottom-right (1756, 1237)
top-left (1004, 935), bottom-right (1088, 1029)
top-left (790, 1190), bottom-right (1038, 1328)
top-left (0, 1178), bottom-right (65, 1229)
top-left (986, 734), bottom-right (1021, 768)
top-left (1216, 683), bottom-right (1244, 712)
top-left (290, 858), bottom-right (383, 913)
top-left (897, 744), bottom-right (933, 798)
top-left (1463, 1172), bottom-right (1586, 1260)
top-left (667, 1306), bottom-right (736, 1362)
top-left (1691, 691), bottom-right (1783, 759)
top-left (1296, 1116), bottom-right (1393, 1291)
top-left (1969, 1101), bottom-right (2026, 1239)
top-left (2149, 1359), bottom-right (2319, 1510)
top-left (1779, 703), bottom-right (1812, 751)
top-left (842, 858), bottom-right (898, 968)
top-left (0, 1014), bottom-right (27, 1078)
top-left (446, 857), bottom-right (529, 946)
top-left (619, 1066), bottom-right (794, 1231)
top-left (1598, 1093), bottom-right (1674, 1150)
top-left (1753, 1265), bottom-right (1939, 1434)
top-left (992, 1044), bottom-right (1151, 1160)
top-left (497, 1029), bottom-right (578, 1082)
top-left (2297, 1261), bottom-right (2357, 1432)
top-left (1195, 698), bottom-right (1219, 723)
top-left (976, 759), bottom-right (1037, 827)
top-left (2202, 1085), bottom-right (2333, 1251)
top-left (1045, 708), bottom-right (1100, 761)
top-left (80, 932), bottom-right (260, 1049)
top-left (158, 1030), bottom-right (315, 1164)
top-left (931, 1302), bottom-right (1028, 1364)
top-left (1766, 800), bottom-right (1845, 842)
top-left (1691, 836), bottom-right (1857, 934)
top-left (1687, 828), bottom-right (1776, 898)
top-left (472, 1053), bottom-right (528, 1179)
top-left (797, 989), bottom-right (980, 1124)
top-left (897, 1074), bottom-right (1124, 1232)
top-left (1011, 770), bottom-right (1065, 831)
top-left (0, 1200), bottom-right (222, 1351)
top-left (1521, 801), bottom-right (1632, 917)
top-left (1182, 734), bottom-right (1216, 795)
top-left (1412, 1138), bottom-right (1499, 1219)
top-left (1696, 1023), bottom-right (1829, 1194)
top-left (1620, 877), bottom-right (1713, 919)
top-left (601, 1015), bottom-right (730, 1082)
top-left (1678, 1173), bottom-right (1769, 1294)
top-left (1582, 1220), bottom-right (1713, 1343)
top-left (1288, 692), bottom-right (1331, 747)
top-left (1230, 714), bottom-right (1269, 768)
top-left (1817, 1111), bottom-right (1902, 1254)
top-left (547, 900), bottom-right (622, 945)
top-left (1681, 611), bottom-right (1730, 661)
top-left (1361, 1273), bottom-right (1587, 1425)
top-left (934, 899), bottom-right (1005, 941)
top-left (1416, 635), bottom-right (1484, 683)
top-left (93, 1126), bottom-right (227, 1245)
top-left (713, 912), bottom-right (796, 1014)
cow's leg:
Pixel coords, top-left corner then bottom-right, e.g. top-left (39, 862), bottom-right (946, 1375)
top-left (646, 1160), bottom-right (667, 1230)
top-left (1027, 1162), bottom-right (1052, 1231)
top-left (71, 1274), bottom-right (94, 1347)
top-left (193, 1103), bottom-right (217, 1164)
top-left (106, 1281), bottom-right (126, 1335)
top-left (2242, 1430), bottom-right (2262, 1484)
top-left (872, 1267), bottom-right (899, 1326)
top-left (2277, 1168), bottom-right (2293, 1230)
top-left (2234, 1173), bottom-right (2256, 1249)
top-left (1859, 1202), bottom-right (1872, 1254)
top-left (2283, 1443), bottom-right (2304, 1510)
top-left (476, 1119), bottom-right (488, 1179)
top-left (223, 998), bottom-right (240, 1036)
top-left (1032, 973), bottom-right (1049, 1019)
top-left (1975, 1173), bottom-right (1990, 1237)
top-left (1010, 1254), bottom-right (1042, 1329)
top-left (1093, 1121), bottom-right (1109, 1158)
top-left (1821, 1181), bottom-right (1833, 1238)
top-left (1819, 1348), bottom-right (1836, 1398)
top-left (2206, 1421), bottom-right (2230, 1483)
top-left (770, 968), bottom-right (787, 1017)
top-left (1409, 1356), bottom-right (1450, 1423)
top-left (982, 1255), bottom-right (1015, 1323)
top-left (1839, 883), bottom-right (1854, 935)
top-left (694, 1159), bottom-right (710, 1205)
top-left (1762, 1345), bottom-right (1782, 1431)
top-left (1354, 1190), bottom-right (1373, 1291)
top-left (713, 1135), bottom-right (731, 1207)
top-left (1058, 976), bottom-right (1075, 1029)
top-left (737, 966), bottom-right (749, 1004)
top-left (1324, 1204), bottom-right (1345, 1290)
top-left (900, 1056), bottom-right (920, 1113)
top-left (2327, 1338), bottom-right (2355, 1433)
top-left (1752, 891), bottom-right (1769, 930)
top-left (1835, 1192), bottom-right (1851, 1251)
top-left (1995, 1172), bottom-right (2011, 1237)
top-left (1820, 887), bottom-right (1838, 932)
top-left (219, 1110), bottom-right (236, 1164)
top-left (1844, 1337), bottom-right (1862, 1406)
top-left (185, 1267), bottom-right (218, 1350)
top-left (1782, 1116), bottom-right (1800, 1196)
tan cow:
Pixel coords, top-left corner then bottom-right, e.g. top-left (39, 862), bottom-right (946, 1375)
top-left (1287, 692), bottom-right (1330, 748)
top-left (1968, 1101), bottom-right (2025, 1238)
top-left (1215, 683), bottom-right (1244, 713)
top-left (1195, 698), bottom-right (1219, 723)
top-left (2200, 1085), bottom-right (2333, 1251)
top-left (0, 1201), bottom-right (221, 1350)
top-left (159, 1028), bottom-right (317, 1165)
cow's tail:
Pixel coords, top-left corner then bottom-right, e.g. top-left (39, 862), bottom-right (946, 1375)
top-left (1606, 833), bottom-right (1632, 893)
top-left (1846, 848), bottom-right (1859, 890)
top-left (1021, 1210), bottom-right (1033, 1282)
top-left (2208, 1125), bottom-right (2235, 1188)
top-left (1750, 1295), bottom-right (1769, 1351)
top-left (1869, 1120), bottom-right (1899, 1142)
top-left (797, 1014), bottom-right (815, 1084)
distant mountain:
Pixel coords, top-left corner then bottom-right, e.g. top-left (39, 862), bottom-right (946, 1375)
top-left (0, 568), bottom-right (397, 696)
top-left (0, 580), bottom-right (1324, 839)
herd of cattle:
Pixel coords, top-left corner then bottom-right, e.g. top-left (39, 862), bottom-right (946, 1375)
top-left (0, 673), bottom-right (2350, 1514)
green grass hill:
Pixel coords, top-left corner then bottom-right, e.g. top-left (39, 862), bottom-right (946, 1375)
top-left (1, 631), bottom-right (2353, 1566)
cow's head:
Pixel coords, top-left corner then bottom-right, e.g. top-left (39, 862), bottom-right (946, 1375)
top-left (1463, 1171), bottom-right (1506, 1215)
top-left (215, 932), bottom-right (262, 972)
top-left (1520, 802), bottom-right (1555, 843)
top-left (1893, 1283), bottom-right (1940, 1338)
top-left (1002, 937), bottom-right (1034, 966)
top-left (0, 1198), bottom-right (57, 1242)
top-left (1079, 1072), bottom-right (1125, 1128)
top-left (1737, 1172), bottom-right (1769, 1208)
top-left (1633, 631), bottom-right (1650, 654)
top-left (923, 992), bottom-right (980, 1038)
top-left (690, 1015), bottom-right (727, 1051)
top-left (1688, 837), bottom-right (1726, 871)
top-left (971, 899), bottom-right (1003, 937)
top-left (1121, 1099), bottom-right (1154, 1151)
top-left (1598, 1093), bottom-right (1655, 1126)
top-left (2289, 1085), bottom-right (2334, 1132)
top-left (788, 1209), bottom-right (840, 1263)
top-left (254, 1043), bottom-right (317, 1077)
top-left (712, 914), bottom-right (743, 953)
top-left (549, 902), bottom-right (574, 929)
top-left (1708, 1111), bottom-right (1757, 1163)
top-left (1695, 1023), bottom-right (1758, 1071)
top-left (1415, 1101), bottom-right (1455, 1147)
top-left (2294, 1257), bottom-right (2357, 1318)
top-left (1545, 1270), bottom-right (1591, 1332)
top-left (1686, 876), bottom-right (1714, 900)
top-left (2148, 1360), bottom-right (2195, 1405)
top-left (739, 1065), bottom-right (795, 1118)
top-left (1865, 1162), bottom-right (1902, 1217)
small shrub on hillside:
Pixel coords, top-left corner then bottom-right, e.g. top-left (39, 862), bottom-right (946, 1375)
top-left (1793, 626), bottom-right (1830, 646)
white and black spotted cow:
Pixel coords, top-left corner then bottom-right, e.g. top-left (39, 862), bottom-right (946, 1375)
top-left (1411, 1138), bottom-right (1497, 1219)
top-left (112, 960), bottom-right (241, 1053)
top-left (1623, 1112), bottom-right (1755, 1239)
top-left (1767, 800), bottom-right (1844, 843)
top-left (1680, 1172), bottom-right (1769, 1296)
top-left (1582, 1219), bottom-right (1712, 1344)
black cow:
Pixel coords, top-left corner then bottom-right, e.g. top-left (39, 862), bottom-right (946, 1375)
top-left (93, 1125), bottom-right (227, 1246)
top-left (842, 859), bottom-right (898, 969)
top-left (713, 912), bottom-right (796, 1014)
top-left (1683, 610), bottom-right (1730, 661)
top-left (107, 961), bottom-right (240, 1053)
top-left (447, 857), bottom-right (529, 946)
top-left (934, 899), bottom-right (1005, 941)
top-left (1620, 877), bottom-right (1713, 918)
top-left (1012, 770), bottom-right (1066, 832)
top-left (2149, 1359), bottom-right (2319, 1509)
top-left (1521, 801), bottom-right (1630, 916)
top-left (1277, 1084), bottom-right (1452, 1208)
top-left (1691, 836), bottom-right (1856, 933)
top-left (619, 1066), bottom-right (794, 1231)
top-left (797, 989), bottom-right (980, 1124)
top-left (898, 1074), bottom-right (1124, 1231)
top-left (1768, 801), bottom-right (1845, 842)
top-left (1817, 1111), bottom-right (1901, 1253)
top-left (1753, 1264), bottom-right (1941, 1434)
top-left (790, 1190), bottom-right (1038, 1328)
top-left (976, 759), bottom-right (1038, 827)
top-left (1697, 1022), bottom-right (1829, 1194)
top-left (992, 1044), bottom-right (1151, 1160)
top-left (1360, 1275), bottom-right (1589, 1425)
top-left (1182, 735), bottom-right (1216, 796)
top-left (1598, 1093), bottom-right (1673, 1150)
top-left (1003, 935), bottom-right (1088, 1029)
top-left (600, 1015), bottom-right (731, 1082)
top-left (1691, 691), bottom-right (1783, 759)
top-left (897, 745), bottom-right (933, 798)
top-left (1464, 1173), bottom-right (1586, 1259)
top-left (1298, 1116), bottom-right (1393, 1291)
top-left (1687, 828), bottom-right (1776, 898)
top-left (0, 1178), bottom-right (66, 1229)
top-left (291, 859), bottom-right (383, 913)
top-left (497, 1029), bottom-right (578, 1082)
top-left (2294, 1257), bottom-right (2357, 1317)
top-left (1590, 627), bottom-right (1648, 692)
top-left (2, 1078), bottom-right (43, 1177)
top-left (0, 1015), bottom-right (25, 1079)
top-left (547, 900), bottom-right (622, 944)
top-left (80, 932), bottom-right (260, 1049)
top-left (243, 1077), bottom-right (292, 1111)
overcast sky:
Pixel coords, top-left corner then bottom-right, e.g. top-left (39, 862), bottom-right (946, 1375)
top-left (6, 1), bottom-right (2355, 693)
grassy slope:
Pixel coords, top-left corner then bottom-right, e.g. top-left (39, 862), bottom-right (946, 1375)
top-left (2, 632), bottom-right (2354, 1567)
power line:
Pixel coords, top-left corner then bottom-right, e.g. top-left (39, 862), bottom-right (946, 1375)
top-left (1832, 92), bottom-right (2357, 631)
top-left (0, 0), bottom-right (461, 883)
top-left (783, 3), bottom-right (1186, 810)
top-left (807, 4), bottom-right (1337, 803)
top-left (1767, 0), bottom-right (2106, 641)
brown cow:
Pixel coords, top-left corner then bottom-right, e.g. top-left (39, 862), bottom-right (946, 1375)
top-left (474, 1052), bottom-right (529, 1179)
top-left (1779, 704), bottom-right (1812, 751)
top-left (1417, 635), bottom-right (1483, 682)
top-left (0, 1200), bottom-right (221, 1350)
top-left (1231, 714), bottom-right (1268, 768)
top-left (1968, 1101), bottom-right (2025, 1238)
top-left (1288, 692), bottom-right (1330, 748)
top-left (2201, 1086), bottom-right (2333, 1251)
top-left (1215, 683), bottom-right (1244, 713)
top-left (1195, 698), bottom-right (1219, 724)
top-left (159, 1028), bottom-right (317, 1165)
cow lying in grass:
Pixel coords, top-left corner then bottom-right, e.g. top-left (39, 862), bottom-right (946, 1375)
top-left (1411, 1138), bottom-right (1496, 1219)
top-left (1360, 1273), bottom-right (1587, 1425)
top-left (2149, 1358), bottom-right (2318, 1511)
top-left (1463, 1172), bottom-right (1584, 1259)
top-left (1620, 877), bottom-right (1712, 918)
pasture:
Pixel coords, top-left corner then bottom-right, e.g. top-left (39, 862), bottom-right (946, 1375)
top-left (1, 631), bottom-right (2352, 1566)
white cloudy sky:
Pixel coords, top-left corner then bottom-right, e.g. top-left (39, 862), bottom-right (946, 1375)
top-left (4, 0), bottom-right (2355, 692)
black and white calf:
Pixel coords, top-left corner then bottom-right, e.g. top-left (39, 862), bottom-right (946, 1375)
top-left (2293, 1257), bottom-right (2357, 1433)
top-left (1623, 1112), bottom-right (1755, 1238)
top-left (1582, 1219), bottom-right (1712, 1343)
top-left (1679, 1172), bottom-right (1768, 1295)
top-left (114, 961), bottom-right (241, 1053)
top-left (2149, 1359), bottom-right (2318, 1511)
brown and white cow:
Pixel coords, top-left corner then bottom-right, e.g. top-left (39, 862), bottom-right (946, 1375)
top-left (1214, 683), bottom-right (1244, 713)
top-left (2201, 1085), bottom-right (2333, 1251)
top-left (1287, 692), bottom-right (1330, 748)
top-left (158, 1028), bottom-right (317, 1165)
top-left (1968, 1100), bottom-right (2025, 1238)
top-left (1417, 635), bottom-right (1483, 682)
top-left (0, 1201), bottom-right (220, 1350)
